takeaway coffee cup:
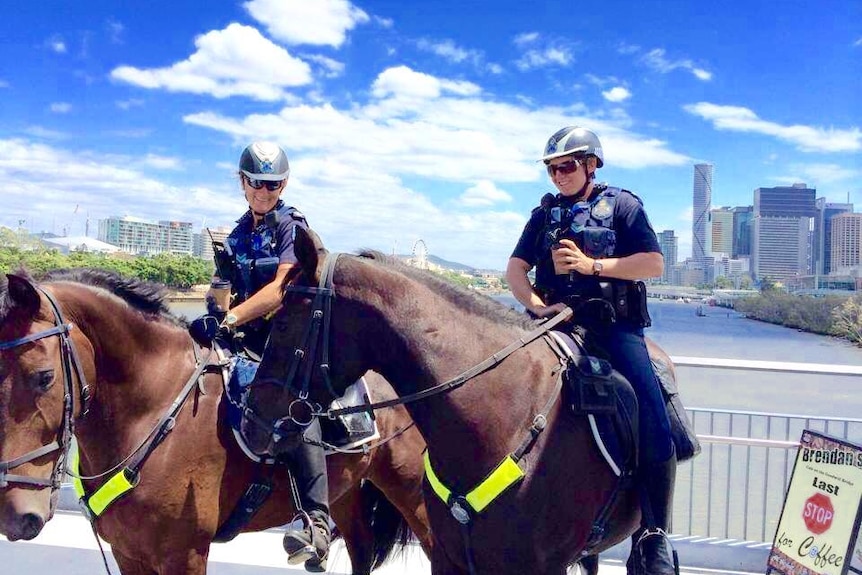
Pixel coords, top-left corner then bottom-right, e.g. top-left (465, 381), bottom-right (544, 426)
top-left (210, 279), bottom-right (231, 312)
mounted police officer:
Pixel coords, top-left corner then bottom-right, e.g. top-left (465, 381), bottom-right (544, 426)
top-left (506, 126), bottom-right (678, 574)
top-left (189, 142), bottom-right (331, 571)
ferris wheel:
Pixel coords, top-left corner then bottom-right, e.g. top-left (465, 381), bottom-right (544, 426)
top-left (411, 239), bottom-right (428, 269)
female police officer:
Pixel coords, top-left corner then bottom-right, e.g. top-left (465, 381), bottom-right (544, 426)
top-left (506, 126), bottom-right (677, 574)
top-left (190, 142), bottom-right (331, 570)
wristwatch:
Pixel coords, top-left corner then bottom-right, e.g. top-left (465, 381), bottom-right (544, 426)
top-left (222, 312), bottom-right (238, 332)
top-left (592, 259), bottom-right (604, 276)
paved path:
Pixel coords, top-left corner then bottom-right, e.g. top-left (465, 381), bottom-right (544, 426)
top-left (2, 511), bottom-right (764, 574)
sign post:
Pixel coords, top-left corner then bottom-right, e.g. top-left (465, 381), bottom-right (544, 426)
top-left (767, 429), bottom-right (862, 575)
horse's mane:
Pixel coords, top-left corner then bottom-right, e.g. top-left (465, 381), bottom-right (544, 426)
top-left (354, 250), bottom-right (536, 330)
top-left (38, 268), bottom-right (185, 326)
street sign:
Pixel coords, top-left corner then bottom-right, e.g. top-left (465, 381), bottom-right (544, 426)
top-left (767, 429), bottom-right (862, 575)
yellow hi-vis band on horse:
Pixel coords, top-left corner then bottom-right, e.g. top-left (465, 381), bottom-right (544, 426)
top-left (424, 451), bottom-right (525, 513)
top-left (71, 447), bottom-right (137, 517)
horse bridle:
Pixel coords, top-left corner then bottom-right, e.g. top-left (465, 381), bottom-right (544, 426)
top-left (243, 253), bottom-right (341, 440)
top-left (0, 286), bottom-right (90, 497)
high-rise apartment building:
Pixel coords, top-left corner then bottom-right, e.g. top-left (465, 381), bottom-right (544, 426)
top-left (813, 199), bottom-right (853, 275)
top-left (830, 213), bottom-right (862, 273)
top-left (197, 226), bottom-right (231, 263)
top-left (656, 230), bottom-right (678, 284)
top-left (98, 216), bottom-right (194, 255)
top-left (710, 207), bottom-right (734, 256)
top-left (752, 184), bottom-right (816, 281)
top-left (731, 206), bottom-right (753, 258)
top-left (692, 164), bottom-right (713, 266)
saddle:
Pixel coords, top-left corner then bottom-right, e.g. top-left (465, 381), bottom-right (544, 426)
top-left (551, 329), bottom-right (701, 479)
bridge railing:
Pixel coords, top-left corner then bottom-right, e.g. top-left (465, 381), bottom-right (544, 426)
top-left (671, 356), bottom-right (862, 543)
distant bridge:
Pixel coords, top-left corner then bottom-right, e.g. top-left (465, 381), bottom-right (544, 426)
top-left (646, 286), bottom-right (759, 305)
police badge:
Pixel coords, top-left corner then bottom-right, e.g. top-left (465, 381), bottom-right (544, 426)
top-left (591, 198), bottom-right (613, 220)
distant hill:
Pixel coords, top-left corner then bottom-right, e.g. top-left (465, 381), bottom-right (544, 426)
top-left (395, 253), bottom-right (500, 274)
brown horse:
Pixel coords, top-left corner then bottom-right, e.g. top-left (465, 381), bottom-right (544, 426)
top-left (243, 227), bottom-right (647, 575)
top-left (0, 269), bottom-right (430, 574)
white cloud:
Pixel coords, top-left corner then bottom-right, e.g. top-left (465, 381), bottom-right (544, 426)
top-left (602, 87), bottom-right (631, 103)
top-left (684, 102), bottom-right (862, 153)
top-left (642, 48), bottom-right (712, 81)
top-left (515, 47), bottom-right (572, 71)
top-left (106, 19), bottom-right (124, 44)
top-left (116, 98), bottom-right (144, 110)
top-left (457, 181), bottom-right (513, 207)
top-left (0, 80), bottom-right (9, 88)
top-left (50, 102), bottom-right (72, 114)
top-left (854, 37), bottom-right (862, 47)
top-left (514, 32), bottom-right (540, 46)
top-left (617, 42), bottom-right (640, 55)
top-left (110, 24), bottom-right (312, 101)
top-left (417, 39), bottom-right (479, 64)
top-left (777, 163), bottom-right (861, 186)
top-left (303, 54), bottom-right (345, 78)
top-left (47, 37), bottom-right (67, 53)
top-left (371, 66), bottom-right (481, 100)
top-left (243, 0), bottom-right (369, 47)
top-left (24, 126), bottom-right (68, 140)
top-left (375, 16), bottom-right (394, 29)
top-left (142, 154), bottom-right (182, 170)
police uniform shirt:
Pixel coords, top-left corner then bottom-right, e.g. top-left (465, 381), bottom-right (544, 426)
top-left (511, 187), bottom-right (661, 268)
top-left (230, 200), bottom-right (309, 266)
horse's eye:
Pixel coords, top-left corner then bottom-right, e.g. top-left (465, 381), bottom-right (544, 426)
top-left (29, 369), bottom-right (55, 393)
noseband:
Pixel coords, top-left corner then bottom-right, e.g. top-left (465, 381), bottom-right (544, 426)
top-left (0, 286), bottom-right (90, 496)
top-left (243, 253), bottom-right (340, 438)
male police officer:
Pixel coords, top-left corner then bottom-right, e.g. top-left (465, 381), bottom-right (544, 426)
top-left (506, 126), bottom-right (677, 574)
top-left (190, 142), bottom-right (331, 571)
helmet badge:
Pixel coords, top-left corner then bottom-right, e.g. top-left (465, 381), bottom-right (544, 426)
top-left (260, 160), bottom-right (274, 174)
top-left (545, 138), bottom-right (558, 155)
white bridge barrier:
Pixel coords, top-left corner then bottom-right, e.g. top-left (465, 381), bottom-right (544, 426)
top-left (671, 356), bottom-right (862, 544)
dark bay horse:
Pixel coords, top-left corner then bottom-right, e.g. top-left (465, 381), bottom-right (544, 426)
top-left (0, 269), bottom-right (430, 574)
top-left (243, 228), bottom-right (644, 575)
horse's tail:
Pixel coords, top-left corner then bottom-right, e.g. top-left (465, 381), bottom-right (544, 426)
top-left (360, 480), bottom-right (412, 570)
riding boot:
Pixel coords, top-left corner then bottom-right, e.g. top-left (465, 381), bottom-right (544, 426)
top-left (633, 455), bottom-right (678, 575)
top-left (282, 419), bottom-right (331, 572)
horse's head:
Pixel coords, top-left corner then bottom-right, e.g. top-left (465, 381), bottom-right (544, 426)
top-left (242, 228), bottom-right (367, 456)
top-left (0, 274), bottom-right (84, 540)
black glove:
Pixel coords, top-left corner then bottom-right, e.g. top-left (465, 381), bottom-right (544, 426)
top-left (188, 313), bottom-right (226, 346)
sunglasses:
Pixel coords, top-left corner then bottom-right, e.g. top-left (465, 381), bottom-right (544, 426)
top-left (546, 159), bottom-right (582, 177)
top-left (245, 177), bottom-right (285, 191)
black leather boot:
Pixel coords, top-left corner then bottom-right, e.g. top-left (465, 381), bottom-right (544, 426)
top-left (282, 419), bottom-right (331, 572)
top-left (630, 455), bottom-right (678, 575)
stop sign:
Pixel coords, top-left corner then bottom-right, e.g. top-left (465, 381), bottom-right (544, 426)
top-left (803, 492), bottom-right (834, 534)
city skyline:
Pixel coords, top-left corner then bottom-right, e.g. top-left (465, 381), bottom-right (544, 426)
top-left (2, 0), bottom-right (859, 270)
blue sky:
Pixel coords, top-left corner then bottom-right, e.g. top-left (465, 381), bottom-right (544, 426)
top-left (1, 0), bottom-right (860, 270)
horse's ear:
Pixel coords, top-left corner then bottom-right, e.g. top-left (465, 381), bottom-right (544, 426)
top-left (4, 274), bottom-right (42, 320)
top-left (295, 227), bottom-right (327, 279)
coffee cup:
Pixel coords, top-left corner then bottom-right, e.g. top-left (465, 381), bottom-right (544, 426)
top-left (210, 279), bottom-right (232, 312)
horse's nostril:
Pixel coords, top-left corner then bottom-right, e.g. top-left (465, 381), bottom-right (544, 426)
top-left (19, 513), bottom-right (45, 540)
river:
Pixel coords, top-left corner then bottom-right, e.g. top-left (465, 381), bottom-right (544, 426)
top-left (170, 296), bottom-right (862, 419)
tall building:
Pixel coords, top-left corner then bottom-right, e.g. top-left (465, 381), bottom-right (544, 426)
top-left (830, 213), bottom-right (862, 273)
top-left (692, 164), bottom-right (713, 265)
top-left (709, 207), bottom-right (734, 256)
top-left (98, 216), bottom-right (194, 255)
top-left (656, 230), bottom-right (678, 284)
top-left (752, 184), bottom-right (816, 282)
top-left (731, 206), bottom-right (753, 258)
top-left (197, 226), bottom-right (231, 263)
top-left (813, 198), bottom-right (853, 275)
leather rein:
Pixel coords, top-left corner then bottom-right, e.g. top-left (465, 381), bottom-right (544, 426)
top-left (247, 252), bottom-right (574, 436)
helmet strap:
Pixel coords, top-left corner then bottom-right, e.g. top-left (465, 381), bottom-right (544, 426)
top-left (574, 162), bottom-right (594, 199)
